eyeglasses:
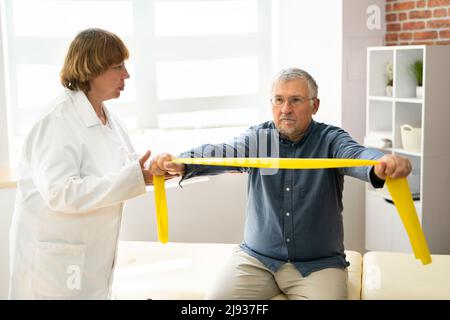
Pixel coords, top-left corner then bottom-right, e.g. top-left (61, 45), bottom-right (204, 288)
top-left (270, 96), bottom-right (316, 107)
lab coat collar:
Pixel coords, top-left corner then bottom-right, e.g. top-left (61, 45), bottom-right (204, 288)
top-left (69, 90), bottom-right (103, 128)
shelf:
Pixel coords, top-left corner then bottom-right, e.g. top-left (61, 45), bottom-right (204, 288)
top-left (364, 146), bottom-right (392, 153)
top-left (367, 187), bottom-right (392, 201)
top-left (368, 49), bottom-right (394, 97)
top-left (368, 100), bottom-right (393, 134)
top-left (368, 96), bottom-right (393, 102)
top-left (366, 188), bottom-right (421, 204)
top-left (392, 148), bottom-right (421, 157)
top-left (366, 45), bottom-right (450, 254)
top-left (369, 97), bottom-right (423, 104)
top-left (395, 97), bottom-right (423, 104)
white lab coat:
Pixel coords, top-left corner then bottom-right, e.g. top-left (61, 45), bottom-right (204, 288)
top-left (9, 89), bottom-right (146, 299)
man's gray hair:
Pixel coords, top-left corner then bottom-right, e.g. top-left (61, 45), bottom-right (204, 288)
top-left (273, 67), bottom-right (319, 99)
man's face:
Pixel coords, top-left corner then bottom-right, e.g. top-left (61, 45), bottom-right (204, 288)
top-left (271, 78), bottom-right (319, 142)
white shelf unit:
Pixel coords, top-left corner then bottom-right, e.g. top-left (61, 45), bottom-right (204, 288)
top-left (365, 45), bottom-right (450, 254)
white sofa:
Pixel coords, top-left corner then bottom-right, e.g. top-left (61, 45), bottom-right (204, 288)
top-left (113, 241), bottom-right (450, 300)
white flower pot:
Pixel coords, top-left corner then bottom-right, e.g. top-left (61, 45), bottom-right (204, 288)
top-left (386, 85), bottom-right (393, 97)
top-left (416, 86), bottom-right (423, 99)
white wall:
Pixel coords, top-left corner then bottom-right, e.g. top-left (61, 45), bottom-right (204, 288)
top-left (272, 0), bottom-right (342, 127)
top-left (120, 174), bottom-right (247, 243)
top-left (0, 188), bottom-right (15, 299)
top-left (0, 10), bottom-right (10, 167)
top-left (341, 0), bottom-right (385, 253)
top-left (342, 0), bottom-right (385, 142)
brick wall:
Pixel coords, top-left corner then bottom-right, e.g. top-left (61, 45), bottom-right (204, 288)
top-left (386, 0), bottom-right (450, 45)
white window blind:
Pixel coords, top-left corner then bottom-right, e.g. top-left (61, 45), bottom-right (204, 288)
top-left (1, 0), bottom-right (271, 162)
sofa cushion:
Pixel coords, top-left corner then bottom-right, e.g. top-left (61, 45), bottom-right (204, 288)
top-left (113, 241), bottom-right (361, 300)
top-left (362, 251), bottom-right (450, 299)
top-left (113, 242), bottom-right (235, 299)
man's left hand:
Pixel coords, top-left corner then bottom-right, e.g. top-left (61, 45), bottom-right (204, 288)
top-left (374, 154), bottom-right (412, 180)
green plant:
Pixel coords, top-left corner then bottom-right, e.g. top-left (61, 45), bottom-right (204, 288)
top-left (386, 61), bottom-right (393, 86)
top-left (409, 60), bottom-right (423, 86)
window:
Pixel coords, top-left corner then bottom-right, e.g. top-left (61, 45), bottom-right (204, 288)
top-left (0, 0), bottom-right (271, 163)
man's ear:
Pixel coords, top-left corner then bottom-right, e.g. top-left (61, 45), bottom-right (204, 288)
top-left (312, 98), bottom-right (320, 114)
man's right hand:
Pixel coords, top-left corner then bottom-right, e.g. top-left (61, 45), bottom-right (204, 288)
top-left (150, 153), bottom-right (186, 177)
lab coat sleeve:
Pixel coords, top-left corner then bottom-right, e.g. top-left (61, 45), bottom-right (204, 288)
top-left (26, 114), bottom-right (146, 214)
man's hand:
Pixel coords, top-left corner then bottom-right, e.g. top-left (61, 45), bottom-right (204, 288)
top-left (374, 154), bottom-right (412, 180)
top-left (139, 150), bottom-right (153, 185)
top-left (150, 153), bottom-right (186, 177)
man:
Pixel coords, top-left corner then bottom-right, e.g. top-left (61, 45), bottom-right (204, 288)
top-left (151, 68), bottom-right (411, 299)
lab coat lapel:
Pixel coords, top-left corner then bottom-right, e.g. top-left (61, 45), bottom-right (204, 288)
top-left (70, 90), bottom-right (101, 128)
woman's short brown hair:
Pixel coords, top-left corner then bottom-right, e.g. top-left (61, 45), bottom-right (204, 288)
top-left (60, 28), bottom-right (129, 93)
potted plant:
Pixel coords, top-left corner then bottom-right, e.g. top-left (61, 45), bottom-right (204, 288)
top-left (385, 61), bottom-right (393, 97)
top-left (409, 59), bottom-right (423, 98)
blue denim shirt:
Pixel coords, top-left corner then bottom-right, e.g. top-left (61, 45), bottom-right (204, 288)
top-left (180, 120), bottom-right (384, 277)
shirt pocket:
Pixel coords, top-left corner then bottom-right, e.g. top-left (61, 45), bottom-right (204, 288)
top-left (32, 241), bottom-right (86, 299)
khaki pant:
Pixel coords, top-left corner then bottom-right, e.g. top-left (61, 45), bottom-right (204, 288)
top-left (205, 247), bottom-right (348, 300)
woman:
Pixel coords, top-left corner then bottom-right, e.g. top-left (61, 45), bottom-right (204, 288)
top-left (9, 28), bottom-right (152, 299)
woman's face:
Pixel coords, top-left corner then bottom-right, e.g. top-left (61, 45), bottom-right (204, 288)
top-left (89, 62), bottom-right (130, 102)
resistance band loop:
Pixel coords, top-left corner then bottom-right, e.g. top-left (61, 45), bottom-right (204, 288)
top-left (153, 158), bottom-right (431, 265)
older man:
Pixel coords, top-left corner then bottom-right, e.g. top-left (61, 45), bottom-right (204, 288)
top-left (151, 68), bottom-right (411, 300)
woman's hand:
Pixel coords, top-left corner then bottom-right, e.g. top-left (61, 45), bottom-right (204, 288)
top-left (139, 150), bottom-right (153, 185)
top-left (150, 153), bottom-right (186, 177)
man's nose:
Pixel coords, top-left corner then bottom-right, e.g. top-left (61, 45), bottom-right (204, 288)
top-left (280, 100), bottom-right (292, 113)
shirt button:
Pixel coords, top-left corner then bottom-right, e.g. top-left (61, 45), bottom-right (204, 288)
top-left (286, 212), bottom-right (290, 217)
top-left (286, 238), bottom-right (290, 243)
top-left (286, 187), bottom-right (290, 192)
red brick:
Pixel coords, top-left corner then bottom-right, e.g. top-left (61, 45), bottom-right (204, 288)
top-left (437, 40), bottom-right (450, 44)
top-left (394, 1), bottom-right (416, 10)
top-left (387, 23), bottom-right (402, 32)
top-left (410, 10), bottom-right (432, 19)
top-left (399, 12), bottom-right (408, 20)
top-left (448, 8), bottom-right (450, 15)
top-left (416, 1), bottom-right (426, 8)
top-left (428, 0), bottom-right (450, 7)
top-left (400, 32), bottom-right (413, 40)
top-left (427, 19), bottom-right (450, 28)
top-left (403, 21), bottom-right (426, 30)
top-left (414, 31), bottom-right (438, 40)
top-left (386, 42), bottom-right (399, 47)
top-left (411, 40), bottom-right (435, 45)
top-left (433, 8), bottom-right (447, 17)
top-left (386, 33), bottom-right (399, 42)
top-left (439, 29), bottom-right (450, 37)
top-left (387, 13), bottom-right (398, 22)
top-left (386, 4), bottom-right (392, 12)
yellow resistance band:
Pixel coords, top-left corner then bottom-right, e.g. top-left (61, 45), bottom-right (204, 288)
top-left (153, 175), bottom-right (168, 244)
top-left (153, 157), bottom-right (431, 265)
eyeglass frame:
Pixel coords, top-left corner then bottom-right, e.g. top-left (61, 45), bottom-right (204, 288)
top-left (270, 95), bottom-right (317, 107)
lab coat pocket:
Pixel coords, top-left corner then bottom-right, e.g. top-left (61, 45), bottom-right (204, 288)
top-left (32, 241), bottom-right (86, 298)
